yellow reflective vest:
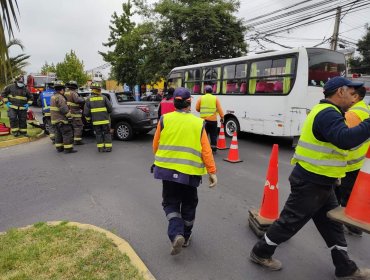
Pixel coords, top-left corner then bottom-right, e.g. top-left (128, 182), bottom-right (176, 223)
top-left (154, 111), bottom-right (207, 176)
top-left (291, 103), bottom-right (348, 178)
top-left (200, 94), bottom-right (217, 118)
top-left (346, 100), bottom-right (370, 172)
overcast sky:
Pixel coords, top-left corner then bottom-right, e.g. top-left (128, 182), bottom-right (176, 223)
top-left (10, 0), bottom-right (370, 75)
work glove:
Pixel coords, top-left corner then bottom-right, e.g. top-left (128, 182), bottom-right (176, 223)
top-left (220, 117), bottom-right (224, 124)
top-left (208, 173), bottom-right (217, 188)
top-left (6, 102), bottom-right (12, 108)
top-left (24, 104), bottom-right (29, 110)
top-left (150, 164), bottom-right (155, 174)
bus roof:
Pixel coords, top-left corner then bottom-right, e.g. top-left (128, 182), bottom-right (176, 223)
top-left (171, 47), bottom-right (337, 72)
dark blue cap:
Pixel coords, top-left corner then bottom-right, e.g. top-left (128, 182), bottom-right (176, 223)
top-left (174, 87), bottom-right (191, 100)
top-left (324, 76), bottom-right (364, 93)
top-left (205, 85), bottom-right (213, 93)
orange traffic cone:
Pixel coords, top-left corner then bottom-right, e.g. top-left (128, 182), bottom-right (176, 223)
top-left (327, 147), bottom-right (370, 234)
top-left (223, 131), bottom-right (243, 163)
top-left (248, 144), bottom-right (279, 237)
top-left (259, 144), bottom-right (279, 220)
top-left (217, 123), bottom-right (228, 150)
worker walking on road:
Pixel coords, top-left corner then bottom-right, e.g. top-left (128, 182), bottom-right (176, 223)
top-left (84, 82), bottom-right (113, 152)
top-left (65, 81), bottom-right (85, 145)
top-left (152, 87), bottom-right (217, 255)
top-left (335, 86), bottom-right (369, 237)
top-left (250, 77), bottom-right (370, 280)
top-left (50, 81), bottom-right (76, 154)
top-left (196, 85), bottom-right (224, 152)
top-left (1, 75), bottom-right (33, 137)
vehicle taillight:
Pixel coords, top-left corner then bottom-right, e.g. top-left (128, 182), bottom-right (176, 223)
top-left (136, 105), bottom-right (150, 116)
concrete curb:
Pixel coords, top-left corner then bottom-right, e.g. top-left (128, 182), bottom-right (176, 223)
top-left (0, 129), bottom-right (45, 149)
top-left (1, 221), bottom-right (156, 280)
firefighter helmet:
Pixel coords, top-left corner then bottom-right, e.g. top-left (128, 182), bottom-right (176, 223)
top-left (90, 82), bottom-right (102, 90)
top-left (54, 80), bottom-right (66, 90)
top-left (66, 80), bottom-right (78, 89)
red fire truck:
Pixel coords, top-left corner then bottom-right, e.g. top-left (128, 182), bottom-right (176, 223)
top-left (26, 73), bottom-right (56, 105)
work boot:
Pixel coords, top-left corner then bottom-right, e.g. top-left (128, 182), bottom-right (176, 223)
top-left (74, 140), bottom-right (84, 145)
top-left (183, 234), bottom-right (192, 248)
top-left (344, 225), bottom-right (363, 237)
top-left (64, 149), bottom-right (77, 154)
top-left (13, 131), bottom-right (20, 137)
top-left (105, 147), bottom-right (112, 152)
top-left (250, 251), bottom-right (282, 271)
top-left (336, 268), bottom-right (370, 280)
top-left (170, 235), bottom-right (185, 255)
top-left (56, 148), bottom-right (64, 153)
top-left (98, 147), bottom-right (104, 153)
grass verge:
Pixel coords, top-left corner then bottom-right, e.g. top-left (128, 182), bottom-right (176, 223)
top-left (0, 222), bottom-right (145, 280)
top-left (0, 106), bottom-right (42, 141)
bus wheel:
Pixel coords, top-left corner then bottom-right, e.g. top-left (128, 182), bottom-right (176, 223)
top-left (224, 117), bottom-right (239, 137)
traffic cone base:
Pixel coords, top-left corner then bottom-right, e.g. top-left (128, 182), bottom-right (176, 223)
top-left (248, 208), bottom-right (274, 238)
top-left (327, 207), bottom-right (370, 234)
top-left (217, 124), bottom-right (228, 150)
top-left (223, 131), bottom-right (242, 163)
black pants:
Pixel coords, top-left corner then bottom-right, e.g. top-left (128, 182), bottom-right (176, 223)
top-left (335, 170), bottom-right (359, 207)
top-left (8, 108), bottom-right (27, 134)
top-left (94, 124), bottom-right (112, 149)
top-left (205, 120), bottom-right (218, 151)
top-left (54, 123), bottom-right (74, 151)
top-left (162, 180), bottom-right (198, 242)
top-left (252, 173), bottom-right (358, 277)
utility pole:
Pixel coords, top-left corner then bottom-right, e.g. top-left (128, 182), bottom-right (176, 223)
top-left (330, 6), bottom-right (342, 50)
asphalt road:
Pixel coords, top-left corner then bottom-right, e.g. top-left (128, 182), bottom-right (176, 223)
top-left (0, 127), bottom-right (369, 280)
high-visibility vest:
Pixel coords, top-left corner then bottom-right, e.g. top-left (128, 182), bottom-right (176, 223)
top-left (160, 97), bottom-right (175, 115)
top-left (200, 94), bottom-right (217, 118)
top-left (291, 103), bottom-right (348, 178)
top-left (154, 111), bottom-right (206, 176)
top-left (346, 100), bottom-right (370, 172)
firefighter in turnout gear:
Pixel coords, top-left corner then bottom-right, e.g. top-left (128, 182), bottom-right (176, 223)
top-left (50, 81), bottom-right (76, 154)
top-left (1, 75), bottom-right (33, 136)
top-left (65, 81), bottom-right (85, 145)
top-left (84, 82), bottom-right (113, 152)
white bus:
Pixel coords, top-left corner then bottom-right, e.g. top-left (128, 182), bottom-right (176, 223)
top-left (166, 47), bottom-right (346, 144)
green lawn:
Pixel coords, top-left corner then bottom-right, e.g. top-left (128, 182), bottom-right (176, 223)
top-left (0, 106), bottom-right (43, 141)
top-left (0, 222), bottom-right (145, 280)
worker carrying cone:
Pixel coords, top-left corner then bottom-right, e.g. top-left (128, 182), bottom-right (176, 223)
top-left (328, 146), bottom-right (370, 234)
top-left (250, 77), bottom-right (370, 278)
top-left (216, 123), bottom-right (228, 150)
top-left (249, 144), bottom-right (279, 237)
top-left (223, 131), bottom-right (242, 163)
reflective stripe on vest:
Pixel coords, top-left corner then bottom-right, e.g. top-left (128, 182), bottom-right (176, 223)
top-left (50, 107), bottom-right (60, 112)
top-left (67, 101), bottom-right (80, 107)
top-left (346, 100), bottom-right (370, 172)
top-left (291, 103), bottom-right (348, 178)
top-left (9, 94), bottom-right (27, 101)
top-left (154, 111), bottom-right (206, 176)
top-left (91, 107), bottom-right (107, 113)
top-left (93, 120), bottom-right (110, 125)
top-left (43, 98), bottom-right (49, 110)
top-left (90, 97), bottom-right (104, 101)
top-left (200, 94), bottom-right (217, 118)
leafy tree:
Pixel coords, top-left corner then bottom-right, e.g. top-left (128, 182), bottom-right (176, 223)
top-left (0, 38), bottom-right (29, 88)
top-left (56, 50), bottom-right (89, 86)
top-left (102, 0), bottom-right (248, 88)
top-left (349, 26), bottom-right (370, 74)
top-left (40, 62), bottom-right (56, 75)
top-left (0, 0), bottom-right (19, 81)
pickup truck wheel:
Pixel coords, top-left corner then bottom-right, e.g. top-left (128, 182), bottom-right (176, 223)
top-left (115, 121), bottom-right (133, 141)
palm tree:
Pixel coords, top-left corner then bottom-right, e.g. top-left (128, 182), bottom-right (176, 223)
top-left (0, 0), bottom-right (19, 82)
top-left (0, 38), bottom-right (29, 88)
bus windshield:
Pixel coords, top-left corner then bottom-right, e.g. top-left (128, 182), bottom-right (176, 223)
top-left (33, 77), bottom-right (48, 87)
top-left (307, 48), bottom-right (346, 87)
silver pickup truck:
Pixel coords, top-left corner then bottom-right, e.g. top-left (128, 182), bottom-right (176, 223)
top-left (103, 91), bottom-right (159, 141)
